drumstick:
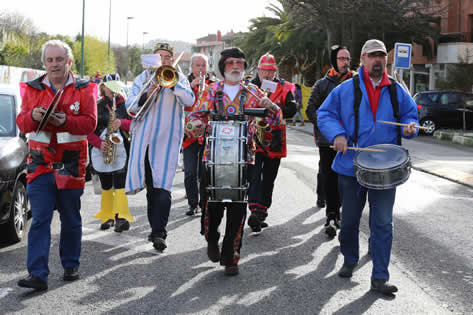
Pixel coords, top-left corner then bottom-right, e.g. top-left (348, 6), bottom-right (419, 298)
top-left (376, 120), bottom-right (430, 130)
top-left (330, 145), bottom-right (386, 152)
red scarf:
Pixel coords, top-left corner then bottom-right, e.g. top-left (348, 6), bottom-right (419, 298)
top-left (362, 67), bottom-right (391, 120)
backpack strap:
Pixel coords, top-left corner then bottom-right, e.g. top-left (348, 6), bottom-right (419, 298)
top-left (353, 75), bottom-right (362, 146)
top-left (388, 78), bottom-right (402, 145)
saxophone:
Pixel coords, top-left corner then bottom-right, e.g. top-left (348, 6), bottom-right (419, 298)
top-left (103, 95), bottom-right (123, 164)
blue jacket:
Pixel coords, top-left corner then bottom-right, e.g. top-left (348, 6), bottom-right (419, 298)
top-left (317, 67), bottom-right (419, 177)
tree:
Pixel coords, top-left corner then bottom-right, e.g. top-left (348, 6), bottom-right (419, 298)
top-left (72, 36), bottom-right (116, 77)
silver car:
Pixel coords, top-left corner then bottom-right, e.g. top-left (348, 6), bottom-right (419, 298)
top-left (0, 84), bottom-right (29, 243)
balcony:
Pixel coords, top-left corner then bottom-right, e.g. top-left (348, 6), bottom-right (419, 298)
top-left (437, 42), bottom-right (473, 64)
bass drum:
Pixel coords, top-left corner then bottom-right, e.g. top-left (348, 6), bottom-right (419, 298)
top-left (206, 120), bottom-right (248, 202)
top-left (353, 144), bottom-right (411, 190)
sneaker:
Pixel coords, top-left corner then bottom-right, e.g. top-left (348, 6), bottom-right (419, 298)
top-left (324, 220), bottom-right (337, 238)
top-left (260, 222), bottom-right (269, 228)
top-left (316, 199), bottom-right (326, 208)
top-left (248, 213), bottom-right (262, 232)
top-left (371, 279), bottom-right (398, 295)
top-left (186, 206), bottom-right (197, 216)
top-left (114, 218), bottom-right (130, 233)
top-left (100, 219), bottom-right (114, 230)
top-left (207, 242), bottom-right (220, 263)
top-left (338, 263), bottom-right (357, 278)
top-left (18, 275), bottom-right (48, 291)
top-left (224, 264), bottom-right (239, 276)
top-left (63, 267), bottom-right (80, 281)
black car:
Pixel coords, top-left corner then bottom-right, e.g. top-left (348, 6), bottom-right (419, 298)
top-left (0, 84), bottom-right (30, 243)
top-left (413, 90), bottom-right (473, 134)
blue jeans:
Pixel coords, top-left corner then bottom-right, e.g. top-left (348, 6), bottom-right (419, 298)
top-left (26, 173), bottom-right (83, 281)
top-left (292, 108), bottom-right (304, 122)
top-left (338, 174), bottom-right (395, 280)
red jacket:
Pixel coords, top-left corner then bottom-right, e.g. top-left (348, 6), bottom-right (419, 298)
top-left (16, 73), bottom-right (97, 189)
top-left (255, 80), bottom-right (294, 158)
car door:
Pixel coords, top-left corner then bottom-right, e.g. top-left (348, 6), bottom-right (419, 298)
top-left (463, 94), bottom-right (473, 129)
top-left (440, 92), bottom-right (462, 128)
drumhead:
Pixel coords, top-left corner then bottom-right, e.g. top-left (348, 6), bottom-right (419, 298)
top-left (354, 144), bottom-right (409, 170)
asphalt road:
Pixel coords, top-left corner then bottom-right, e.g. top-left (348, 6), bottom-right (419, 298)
top-left (0, 129), bottom-right (472, 314)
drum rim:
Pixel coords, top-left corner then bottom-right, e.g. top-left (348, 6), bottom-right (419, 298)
top-left (353, 143), bottom-right (409, 171)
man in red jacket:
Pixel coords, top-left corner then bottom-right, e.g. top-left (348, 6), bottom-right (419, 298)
top-left (247, 53), bottom-right (297, 232)
top-left (16, 39), bottom-right (97, 291)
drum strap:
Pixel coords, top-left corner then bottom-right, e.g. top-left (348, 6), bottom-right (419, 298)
top-left (352, 75), bottom-right (401, 146)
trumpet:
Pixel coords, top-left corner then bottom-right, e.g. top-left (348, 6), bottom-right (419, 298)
top-left (127, 52), bottom-right (184, 121)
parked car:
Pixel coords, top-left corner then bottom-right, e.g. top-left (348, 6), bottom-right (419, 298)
top-left (0, 84), bottom-right (30, 243)
top-left (413, 90), bottom-right (473, 134)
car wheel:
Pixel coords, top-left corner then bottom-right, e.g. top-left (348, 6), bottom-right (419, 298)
top-left (420, 119), bottom-right (436, 135)
top-left (5, 181), bottom-right (29, 243)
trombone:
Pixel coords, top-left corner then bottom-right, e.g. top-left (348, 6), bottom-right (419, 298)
top-left (127, 52), bottom-right (184, 121)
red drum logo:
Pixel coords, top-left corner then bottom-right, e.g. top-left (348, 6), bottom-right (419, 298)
top-left (221, 126), bottom-right (234, 135)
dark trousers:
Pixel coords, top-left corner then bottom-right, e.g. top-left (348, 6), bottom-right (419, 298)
top-left (26, 173), bottom-right (83, 281)
top-left (247, 152), bottom-right (281, 218)
top-left (145, 150), bottom-right (171, 238)
top-left (99, 172), bottom-right (126, 190)
top-left (203, 202), bottom-right (246, 266)
top-left (183, 140), bottom-right (203, 208)
top-left (318, 146), bottom-right (341, 219)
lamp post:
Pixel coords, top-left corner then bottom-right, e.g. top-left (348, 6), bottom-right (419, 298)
top-left (107, 0), bottom-right (111, 62)
top-left (142, 31), bottom-right (149, 51)
top-left (80, 0), bottom-right (85, 78)
top-left (125, 16), bottom-right (134, 83)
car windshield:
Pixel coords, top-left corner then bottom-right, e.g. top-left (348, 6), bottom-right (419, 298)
top-left (0, 94), bottom-right (17, 137)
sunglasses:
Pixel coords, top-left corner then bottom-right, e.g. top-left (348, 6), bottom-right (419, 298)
top-left (225, 59), bottom-right (245, 66)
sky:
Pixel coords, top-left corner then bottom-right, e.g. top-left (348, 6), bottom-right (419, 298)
top-left (2, 0), bottom-right (278, 46)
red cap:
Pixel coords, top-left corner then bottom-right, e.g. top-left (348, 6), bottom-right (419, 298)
top-left (258, 53), bottom-right (277, 70)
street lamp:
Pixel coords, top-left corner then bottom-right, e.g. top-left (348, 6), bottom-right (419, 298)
top-left (142, 31), bottom-right (149, 51)
top-left (125, 16), bottom-right (134, 83)
top-left (80, 0), bottom-right (85, 78)
top-left (107, 0), bottom-right (111, 62)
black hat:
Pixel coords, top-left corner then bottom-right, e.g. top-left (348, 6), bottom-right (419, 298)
top-left (218, 47), bottom-right (247, 76)
top-left (330, 45), bottom-right (347, 73)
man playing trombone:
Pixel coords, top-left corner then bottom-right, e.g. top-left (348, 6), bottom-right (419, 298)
top-left (125, 43), bottom-right (194, 252)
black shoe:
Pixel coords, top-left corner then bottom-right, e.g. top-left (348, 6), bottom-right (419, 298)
top-left (224, 264), bottom-right (239, 276)
top-left (114, 218), bottom-right (130, 233)
top-left (338, 263), bottom-right (357, 278)
top-left (18, 275), bottom-right (48, 291)
top-left (207, 242), bottom-right (220, 263)
top-left (316, 199), bottom-right (326, 208)
top-left (150, 233), bottom-right (167, 252)
top-left (100, 219), bottom-right (114, 230)
top-left (186, 206), bottom-right (197, 216)
top-left (324, 217), bottom-right (339, 238)
top-left (248, 213), bottom-right (262, 232)
top-left (260, 222), bottom-right (269, 228)
top-left (371, 279), bottom-right (398, 295)
top-left (63, 268), bottom-right (80, 281)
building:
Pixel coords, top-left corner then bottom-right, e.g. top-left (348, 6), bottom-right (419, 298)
top-left (174, 52), bottom-right (192, 75)
top-left (388, 0), bottom-right (473, 93)
top-left (191, 30), bottom-right (235, 78)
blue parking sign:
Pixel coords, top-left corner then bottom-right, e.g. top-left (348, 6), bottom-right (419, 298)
top-left (394, 43), bottom-right (412, 69)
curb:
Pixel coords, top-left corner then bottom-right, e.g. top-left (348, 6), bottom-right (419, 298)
top-left (434, 130), bottom-right (473, 147)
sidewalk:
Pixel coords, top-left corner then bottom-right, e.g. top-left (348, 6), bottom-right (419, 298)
top-left (288, 122), bottom-right (473, 188)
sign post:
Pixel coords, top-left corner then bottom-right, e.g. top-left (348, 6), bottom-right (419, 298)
top-left (393, 43), bottom-right (412, 94)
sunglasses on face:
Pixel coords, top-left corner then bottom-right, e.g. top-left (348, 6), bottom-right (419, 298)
top-left (225, 59), bottom-right (245, 66)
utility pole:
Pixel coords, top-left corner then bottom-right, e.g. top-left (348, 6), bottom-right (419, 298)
top-left (80, 0), bottom-right (85, 78)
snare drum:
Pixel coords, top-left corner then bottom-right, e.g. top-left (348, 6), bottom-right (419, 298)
top-left (353, 144), bottom-right (411, 190)
top-left (206, 120), bottom-right (248, 202)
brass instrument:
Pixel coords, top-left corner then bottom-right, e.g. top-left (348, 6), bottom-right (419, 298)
top-left (255, 118), bottom-right (270, 145)
top-left (197, 71), bottom-right (205, 97)
top-left (127, 52), bottom-right (184, 122)
top-left (104, 95), bottom-right (123, 164)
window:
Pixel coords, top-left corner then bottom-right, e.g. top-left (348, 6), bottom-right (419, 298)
top-left (0, 94), bottom-right (16, 136)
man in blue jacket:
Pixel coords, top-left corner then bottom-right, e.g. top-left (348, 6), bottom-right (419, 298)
top-left (317, 39), bottom-right (418, 295)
